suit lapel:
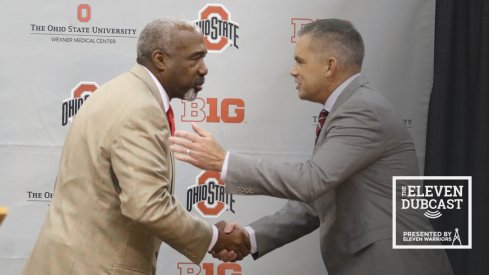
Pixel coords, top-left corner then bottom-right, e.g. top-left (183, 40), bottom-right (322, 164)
top-left (313, 74), bottom-right (369, 152)
top-left (330, 74), bottom-right (369, 115)
top-left (130, 64), bottom-right (165, 110)
top-left (130, 64), bottom-right (175, 194)
top-left (169, 151), bottom-right (175, 194)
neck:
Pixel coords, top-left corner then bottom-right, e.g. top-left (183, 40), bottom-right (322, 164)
top-left (142, 63), bottom-right (159, 81)
top-left (142, 62), bottom-right (173, 99)
top-left (322, 69), bottom-right (360, 103)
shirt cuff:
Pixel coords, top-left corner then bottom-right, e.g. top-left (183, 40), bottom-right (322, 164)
top-left (221, 151), bottom-right (231, 180)
top-left (208, 224), bottom-right (218, 251)
top-left (244, 226), bottom-right (257, 254)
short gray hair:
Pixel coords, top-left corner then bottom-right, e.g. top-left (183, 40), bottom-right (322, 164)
top-left (299, 19), bottom-right (365, 69)
top-left (136, 17), bottom-right (198, 65)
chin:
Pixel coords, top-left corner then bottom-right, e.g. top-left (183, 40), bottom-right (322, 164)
top-left (183, 89), bottom-right (198, 101)
top-left (298, 93), bottom-right (313, 102)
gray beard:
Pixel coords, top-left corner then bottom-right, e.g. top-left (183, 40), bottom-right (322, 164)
top-left (184, 88), bottom-right (197, 101)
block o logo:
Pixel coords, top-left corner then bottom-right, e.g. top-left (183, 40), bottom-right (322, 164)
top-left (61, 82), bottom-right (99, 126)
top-left (72, 82), bottom-right (98, 98)
top-left (186, 171), bottom-right (235, 218)
top-left (194, 4), bottom-right (239, 53)
top-left (197, 171), bottom-right (224, 216)
top-left (77, 4), bottom-right (91, 23)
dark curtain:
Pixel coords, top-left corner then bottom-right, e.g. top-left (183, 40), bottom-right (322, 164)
top-left (425, 0), bottom-right (489, 274)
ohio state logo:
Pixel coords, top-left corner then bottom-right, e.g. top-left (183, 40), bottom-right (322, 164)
top-left (187, 171), bottom-right (235, 217)
top-left (77, 4), bottom-right (91, 23)
top-left (61, 82), bottom-right (98, 126)
top-left (194, 4), bottom-right (239, 53)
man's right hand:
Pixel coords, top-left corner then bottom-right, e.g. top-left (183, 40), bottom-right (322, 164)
top-left (169, 123), bottom-right (227, 171)
top-left (212, 221), bottom-right (250, 261)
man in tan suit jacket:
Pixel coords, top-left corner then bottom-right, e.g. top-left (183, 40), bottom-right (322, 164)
top-left (22, 18), bottom-right (249, 275)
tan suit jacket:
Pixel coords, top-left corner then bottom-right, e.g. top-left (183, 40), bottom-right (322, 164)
top-left (22, 64), bottom-right (212, 275)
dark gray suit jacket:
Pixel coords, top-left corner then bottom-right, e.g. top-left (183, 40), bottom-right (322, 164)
top-left (225, 75), bottom-right (453, 275)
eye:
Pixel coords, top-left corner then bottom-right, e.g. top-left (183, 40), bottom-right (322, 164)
top-left (189, 58), bottom-right (201, 66)
top-left (189, 53), bottom-right (205, 65)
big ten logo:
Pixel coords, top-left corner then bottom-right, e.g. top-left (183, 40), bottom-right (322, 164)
top-left (178, 262), bottom-right (242, 275)
top-left (194, 4), bottom-right (239, 53)
top-left (77, 4), bottom-right (91, 23)
top-left (291, 18), bottom-right (313, 43)
top-left (62, 82), bottom-right (99, 126)
top-left (187, 171), bottom-right (235, 218)
top-left (181, 97), bottom-right (245, 123)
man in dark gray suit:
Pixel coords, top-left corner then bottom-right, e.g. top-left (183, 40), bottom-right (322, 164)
top-left (170, 19), bottom-right (453, 274)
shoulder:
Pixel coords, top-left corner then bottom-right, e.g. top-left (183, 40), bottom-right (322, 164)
top-left (338, 86), bottom-right (400, 122)
top-left (92, 72), bottom-right (164, 127)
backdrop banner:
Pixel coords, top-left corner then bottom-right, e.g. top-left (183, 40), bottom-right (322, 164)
top-left (0, 0), bottom-right (435, 274)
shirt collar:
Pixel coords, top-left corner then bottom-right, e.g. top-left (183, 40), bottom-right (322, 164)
top-left (324, 73), bottom-right (361, 111)
top-left (143, 66), bottom-right (170, 112)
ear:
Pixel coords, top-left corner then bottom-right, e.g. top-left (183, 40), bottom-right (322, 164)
top-left (325, 57), bottom-right (337, 77)
top-left (152, 49), bottom-right (168, 70)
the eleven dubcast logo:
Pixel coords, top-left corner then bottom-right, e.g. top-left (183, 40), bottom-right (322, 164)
top-left (393, 176), bottom-right (472, 249)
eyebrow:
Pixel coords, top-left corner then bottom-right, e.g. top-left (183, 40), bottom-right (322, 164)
top-left (189, 50), bottom-right (207, 59)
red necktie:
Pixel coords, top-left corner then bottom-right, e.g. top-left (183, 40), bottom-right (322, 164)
top-left (315, 109), bottom-right (329, 144)
top-left (166, 105), bottom-right (175, 136)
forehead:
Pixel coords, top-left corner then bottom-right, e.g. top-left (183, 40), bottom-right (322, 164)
top-left (295, 34), bottom-right (313, 54)
top-left (173, 28), bottom-right (206, 52)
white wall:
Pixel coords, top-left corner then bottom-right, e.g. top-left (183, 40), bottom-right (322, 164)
top-left (0, 0), bottom-right (435, 274)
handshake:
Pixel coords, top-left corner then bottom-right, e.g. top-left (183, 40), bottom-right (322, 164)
top-left (211, 221), bottom-right (251, 262)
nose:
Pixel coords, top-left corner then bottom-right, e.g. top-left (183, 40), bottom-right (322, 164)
top-left (199, 61), bottom-right (208, 76)
top-left (290, 65), bottom-right (298, 77)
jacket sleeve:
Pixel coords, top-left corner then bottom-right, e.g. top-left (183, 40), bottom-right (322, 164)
top-left (225, 102), bottom-right (385, 202)
top-left (250, 200), bottom-right (321, 258)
